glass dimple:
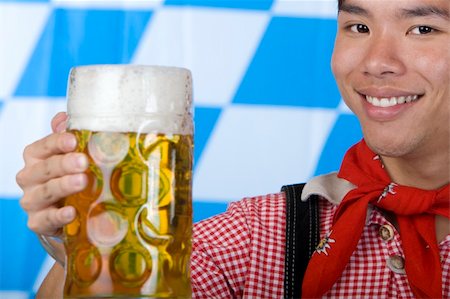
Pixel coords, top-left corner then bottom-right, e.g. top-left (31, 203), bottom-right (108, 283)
top-left (70, 245), bottom-right (102, 286)
top-left (111, 246), bottom-right (152, 287)
top-left (88, 132), bottom-right (129, 166)
top-left (78, 165), bottom-right (102, 202)
top-left (87, 202), bottom-right (128, 248)
top-left (111, 162), bottom-right (148, 207)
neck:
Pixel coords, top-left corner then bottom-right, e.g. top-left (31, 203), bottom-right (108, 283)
top-left (381, 149), bottom-right (449, 190)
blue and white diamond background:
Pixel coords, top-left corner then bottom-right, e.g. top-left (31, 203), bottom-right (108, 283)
top-left (0, 0), bottom-right (362, 297)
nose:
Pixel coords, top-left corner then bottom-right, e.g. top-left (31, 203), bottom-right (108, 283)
top-left (362, 33), bottom-right (406, 78)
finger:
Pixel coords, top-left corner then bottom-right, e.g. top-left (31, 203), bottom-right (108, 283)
top-left (23, 132), bottom-right (77, 163)
top-left (20, 173), bottom-right (87, 212)
top-left (51, 112), bottom-right (68, 133)
top-left (20, 152), bottom-right (88, 186)
top-left (27, 206), bottom-right (76, 236)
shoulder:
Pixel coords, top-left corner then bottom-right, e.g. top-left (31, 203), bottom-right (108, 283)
top-left (191, 192), bottom-right (288, 297)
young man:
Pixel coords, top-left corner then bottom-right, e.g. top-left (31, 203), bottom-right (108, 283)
top-left (16, 0), bottom-right (449, 297)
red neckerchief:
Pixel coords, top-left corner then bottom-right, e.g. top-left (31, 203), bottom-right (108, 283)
top-left (302, 139), bottom-right (449, 298)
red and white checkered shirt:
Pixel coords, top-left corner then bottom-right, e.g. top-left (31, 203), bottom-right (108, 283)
top-left (191, 173), bottom-right (450, 298)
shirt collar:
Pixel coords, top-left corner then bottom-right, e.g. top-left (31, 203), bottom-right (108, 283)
top-left (301, 172), bottom-right (373, 224)
top-left (301, 172), bottom-right (355, 204)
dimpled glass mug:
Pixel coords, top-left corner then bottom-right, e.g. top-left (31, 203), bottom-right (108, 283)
top-left (63, 65), bottom-right (193, 298)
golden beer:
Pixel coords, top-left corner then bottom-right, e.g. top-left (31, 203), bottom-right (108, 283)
top-left (64, 130), bottom-right (192, 298)
top-left (63, 65), bottom-right (193, 298)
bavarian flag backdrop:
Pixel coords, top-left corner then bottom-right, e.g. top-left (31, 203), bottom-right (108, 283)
top-left (0, 0), bottom-right (362, 297)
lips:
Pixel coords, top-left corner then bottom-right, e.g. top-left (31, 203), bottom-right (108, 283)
top-left (365, 95), bottom-right (420, 107)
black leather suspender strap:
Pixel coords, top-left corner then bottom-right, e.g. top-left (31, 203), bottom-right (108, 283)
top-left (281, 183), bottom-right (320, 299)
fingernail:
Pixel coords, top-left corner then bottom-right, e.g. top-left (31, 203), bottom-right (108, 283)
top-left (71, 174), bottom-right (86, 188)
top-left (62, 207), bottom-right (76, 221)
top-left (75, 154), bottom-right (88, 171)
top-left (63, 135), bottom-right (77, 150)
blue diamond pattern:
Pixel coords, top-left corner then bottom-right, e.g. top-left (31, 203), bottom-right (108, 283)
top-left (234, 17), bottom-right (340, 108)
top-left (194, 106), bottom-right (222, 168)
top-left (14, 9), bottom-right (152, 97)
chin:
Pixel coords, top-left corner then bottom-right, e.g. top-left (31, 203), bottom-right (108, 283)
top-left (367, 142), bottom-right (409, 158)
top-left (363, 130), bottom-right (422, 158)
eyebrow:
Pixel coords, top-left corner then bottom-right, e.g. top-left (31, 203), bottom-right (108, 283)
top-left (339, 3), bottom-right (449, 21)
top-left (398, 5), bottom-right (449, 20)
top-left (338, 3), bottom-right (370, 17)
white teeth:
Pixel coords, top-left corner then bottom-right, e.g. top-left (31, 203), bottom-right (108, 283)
top-left (365, 95), bottom-right (419, 107)
top-left (380, 98), bottom-right (390, 107)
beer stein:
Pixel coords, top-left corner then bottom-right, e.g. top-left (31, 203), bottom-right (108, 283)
top-left (63, 65), bottom-right (193, 298)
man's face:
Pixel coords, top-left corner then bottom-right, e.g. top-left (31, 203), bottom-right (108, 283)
top-left (332, 0), bottom-right (449, 159)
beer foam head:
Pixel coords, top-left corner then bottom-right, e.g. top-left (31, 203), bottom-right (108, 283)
top-left (67, 65), bottom-right (193, 134)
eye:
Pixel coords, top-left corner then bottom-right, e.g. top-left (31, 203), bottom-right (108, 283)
top-left (349, 24), bottom-right (370, 34)
top-left (409, 25), bottom-right (435, 35)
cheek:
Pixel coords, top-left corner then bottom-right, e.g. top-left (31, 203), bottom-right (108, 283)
top-left (331, 40), bottom-right (362, 83)
top-left (331, 40), bottom-right (363, 109)
top-left (413, 46), bottom-right (449, 86)
top-left (332, 44), bottom-right (373, 118)
top-left (330, 43), bottom-right (345, 80)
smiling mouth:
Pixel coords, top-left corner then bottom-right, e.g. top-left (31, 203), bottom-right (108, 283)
top-left (363, 94), bottom-right (422, 108)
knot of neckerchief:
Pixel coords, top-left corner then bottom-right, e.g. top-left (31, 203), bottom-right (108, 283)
top-left (302, 139), bottom-right (449, 298)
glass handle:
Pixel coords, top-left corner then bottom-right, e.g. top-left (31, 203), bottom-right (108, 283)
top-left (38, 234), bottom-right (66, 267)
